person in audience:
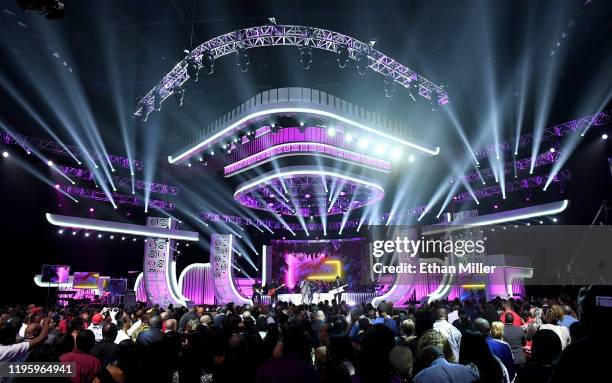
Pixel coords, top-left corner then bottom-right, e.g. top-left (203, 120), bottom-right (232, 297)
top-left (413, 345), bottom-right (479, 383)
top-left (432, 307), bottom-right (463, 363)
top-left (59, 330), bottom-right (102, 383)
top-left (459, 330), bottom-right (509, 383)
top-left (502, 313), bottom-right (526, 369)
top-left (500, 302), bottom-right (523, 326)
top-left (88, 313), bottom-right (104, 343)
top-left (539, 305), bottom-right (571, 350)
top-left (516, 329), bottom-right (561, 383)
top-left (558, 305), bottom-right (578, 329)
top-left (0, 316), bottom-right (50, 362)
top-left (490, 321), bottom-right (504, 340)
top-left (550, 285), bottom-right (612, 382)
top-left (474, 317), bottom-right (515, 380)
top-left (90, 323), bottom-right (120, 367)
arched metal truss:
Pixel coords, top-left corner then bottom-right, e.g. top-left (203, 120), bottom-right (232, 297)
top-left (134, 25), bottom-right (449, 119)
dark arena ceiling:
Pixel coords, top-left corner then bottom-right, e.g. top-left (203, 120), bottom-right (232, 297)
top-left (0, 0), bottom-right (611, 302)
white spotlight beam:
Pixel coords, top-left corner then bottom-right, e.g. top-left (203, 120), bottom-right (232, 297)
top-left (45, 213), bottom-right (199, 241)
top-left (422, 200), bottom-right (569, 235)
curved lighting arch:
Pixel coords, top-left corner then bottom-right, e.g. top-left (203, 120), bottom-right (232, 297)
top-left (135, 25), bottom-right (449, 119)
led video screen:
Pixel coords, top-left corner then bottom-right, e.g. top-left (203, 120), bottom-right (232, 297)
top-left (72, 272), bottom-right (100, 289)
top-left (40, 264), bottom-right (71, 283)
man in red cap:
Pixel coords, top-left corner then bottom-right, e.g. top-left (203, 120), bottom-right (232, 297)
top-left (87, 313), bottom-right (104, 343)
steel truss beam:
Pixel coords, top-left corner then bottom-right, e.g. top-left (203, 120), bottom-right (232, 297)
top-left (477, 110), bottom-right (611, 159)
top-left (135, 25), bottom-right (449, 119)
top-left (59, 186), bottom-right (175, 210)
top-left (0, 131), bottom-right (142, 171)
top-left (455, 150), bottom-right (561, 184)
top-left (452, 169), bottom-right (571, 203)
top-left (58, 165), bottom-right (179, 195)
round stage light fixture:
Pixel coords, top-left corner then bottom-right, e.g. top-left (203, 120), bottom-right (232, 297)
top-left (72, 231), bottom-right (77, 236)
top-left (391, 148), bottom-right (403, 160)
top-left (356, 50), bottom-right (368, 75)
top-left (384, 77), bottom-right (395, 98)
top-left (186, 57), bottom-right (199, 82)
top-left (549, 147), bottom-right (556, 153)
top-left (358, 137), bottom-right (368, 149)
top-left (58, 229), bottom-right (63, 234)
top-left (84, 232), bottom-right (90, 237)
top-left (603, 133), bottom-right (608, 140)
top-left (47, 160), bottom-right (53, 166)
top-left (89, 208), bottom-right (94, 213)
top-left (237, 48), bottom-right (249, 72)
top-left (299, 46), bottom-right (312, 70)
top-left (552, 218), bottom-right (558, 222)
top-left (201, 50), bottom-right (214, 74)
top-left (327, 127), bottom-right (336, 137)
top-left (98, 234), bottom-right (102, 238)
top-left (336, 44), bottom-right (349, 68)
top-left (374, 143), bottom-right (387, 155)
top-left (2, 151), bottom-right (8, 158)
top-left (172, 86), bottom-right (185, 107)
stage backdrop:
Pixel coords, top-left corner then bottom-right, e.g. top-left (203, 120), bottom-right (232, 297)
top-left (270, 238), bottom-right (368, 291)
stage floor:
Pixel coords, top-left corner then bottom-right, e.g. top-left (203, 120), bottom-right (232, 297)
top-left (277, 292), bottom-right (376, 305)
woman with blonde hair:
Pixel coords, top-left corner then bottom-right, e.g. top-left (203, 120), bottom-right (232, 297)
top-left (491, 321), bottom-right (505, 340)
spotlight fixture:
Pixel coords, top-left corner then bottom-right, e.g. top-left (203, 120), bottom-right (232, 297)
top-left (336, 44), bottom-right (349, 69)
top-left (153, 86), bottom-right (162, 111)
top-left (299, 46), bottom-right (312, 70)
top-left (383, 77), bottom-right (396, 98)
top-left (172, 86), bottom-right (185, 107)
top-left (549, 147), bottom-right (556, 153)
top-left (356, 50), bottom-right (368, 75)
top-left (47, 160), bottom-right (53, 166)
top-left (58, 229), bottom-right (63, 234)
top-left (603, 133), bottom-right (609, 140)
top-left (98, 234), bottom-right (102, 238)
top-left (430, 92), bottom-right (440, 111)
top-left (327, 127), bottom-right (336, 137)
top-left (408, 80), bottom-right (419, 102)
top-left (236, 48), bottom-right (249, 72)
top-left (2, 151), bottom-right (8, 158)
top-left (186, 56), bottom-right (199, 82)
top-left (201, 50), bottom-right (214, 74)
top-left (358, 137), bottom-right (368, 149)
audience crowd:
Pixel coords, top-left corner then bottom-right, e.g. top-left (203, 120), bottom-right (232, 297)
top-left (0, 285), bottom-right (609, 383)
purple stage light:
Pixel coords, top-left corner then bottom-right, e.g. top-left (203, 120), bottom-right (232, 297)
top-left (89, 208), bottom-right (94, 212)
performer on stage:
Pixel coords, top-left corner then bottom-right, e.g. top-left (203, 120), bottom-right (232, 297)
top-left (332, 275), bottom-right (343, 304)
top-left (251, 282), bottom-right (262, 305)
top-left (299, 279), bottom-right (312, 304)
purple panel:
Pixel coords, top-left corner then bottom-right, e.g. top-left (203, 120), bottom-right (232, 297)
top-left (180, 265), bottom-right (215, 305)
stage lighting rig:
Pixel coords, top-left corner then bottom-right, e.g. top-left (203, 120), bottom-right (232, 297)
top-left (384, 77), bottom-right (396, 98)
top-left (336, 44), bottom-right (349, 69)
top-left (172, 86), bottom-right (185, 107)
top-left (356, 50), bottom-right (368, 75)
top-left (237, 48), bottom-right (249, 72)
top-left (299, 46), bottom-right (312, 70)
top-left (17, 0), bottom-right (64, 20)
top-left (408, 80), bottom-right (419, 102)
top-left (153, 86), bottom-right (162, 111)
top-left (201, 50), bottom-right (214, 74)
top-left (186, 56), bottom-right (199, 82)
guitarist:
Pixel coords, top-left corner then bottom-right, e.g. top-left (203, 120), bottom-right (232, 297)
top-left (333, 276), bottom-right (344, 304)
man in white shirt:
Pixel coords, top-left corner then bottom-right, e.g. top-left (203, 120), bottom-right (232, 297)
top-left (0, 317), bottom-right (50, 362)
top-left (432, 308), bottom-right (463, 362)
top-left (88, 313), bottom-right (104, 342)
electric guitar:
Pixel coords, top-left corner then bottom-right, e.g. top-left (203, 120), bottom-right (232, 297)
top-left (329, 284), bottom-right (348, 295)
top-left (268, 284), bottom-right (286, 295)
